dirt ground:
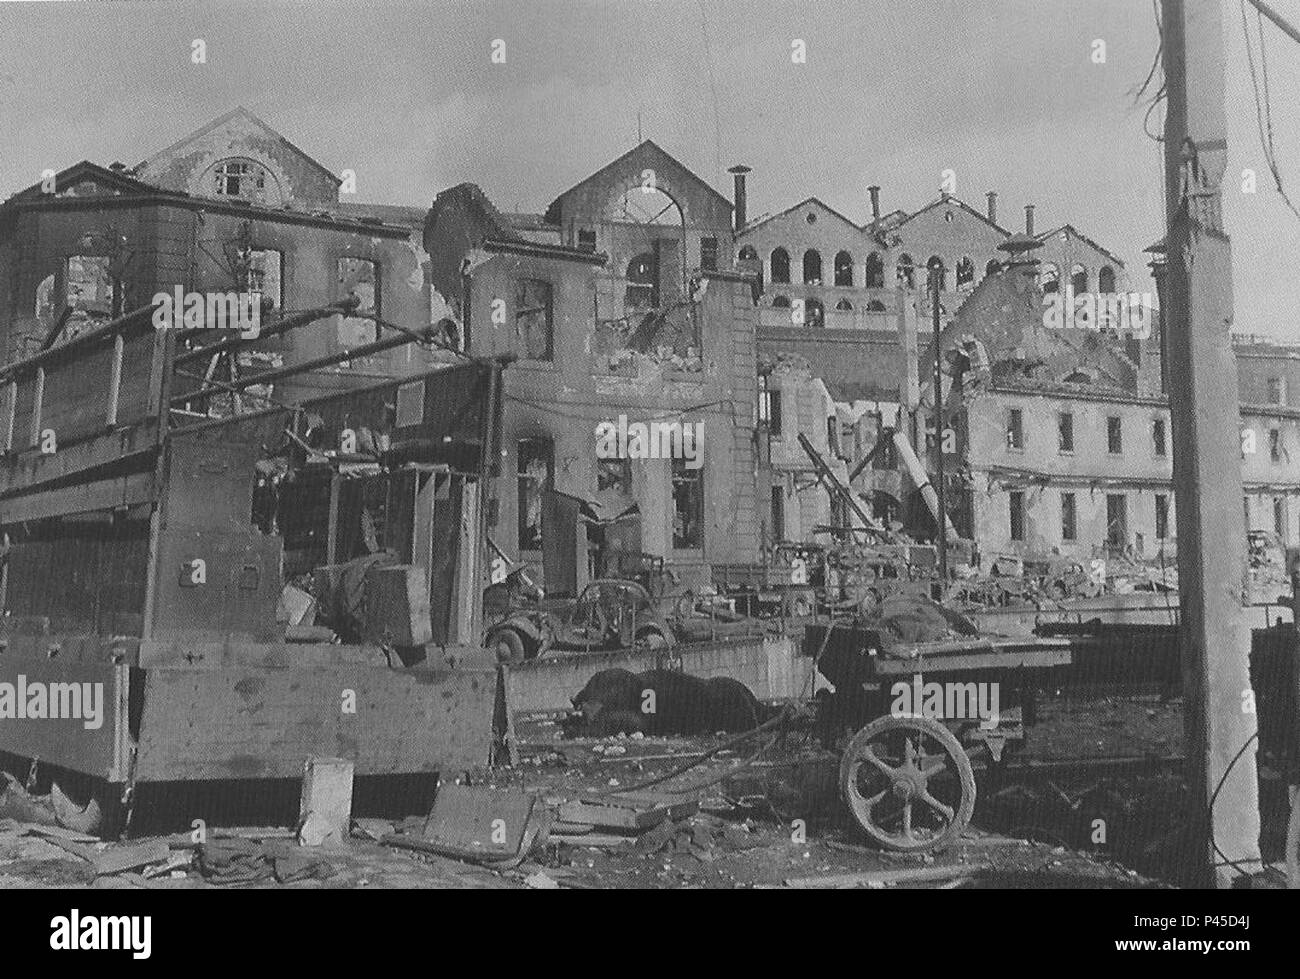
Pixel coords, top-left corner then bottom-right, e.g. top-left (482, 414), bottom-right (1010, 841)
top-left (0, 691), bottom-right (1291, 889)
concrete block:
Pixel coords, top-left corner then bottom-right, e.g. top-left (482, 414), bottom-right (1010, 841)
top-left (298, 756), bottom-right (353, 847)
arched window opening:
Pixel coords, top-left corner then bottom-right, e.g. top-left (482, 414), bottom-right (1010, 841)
top-left (1070, 264), bottom-right (1088, 294)
top-left (772, 295), bottom-right (791, 308)
top-left (867, 300), bottom-right (886, 312)
top-left (926, 256), bottom-right (946, 291)
top-left (1098, 265), bottom-right (1115, 293)
top-left (835, 298), bottom-right (853, 311)
top-left (896, 254), bottom-right (915, 289)
top-left (803, 249), bottom-right (822, 285)
top-left (865, 252), bottom-right (884, 288)
top-left (833, 250), bottom-right (853, 287)
top-left (770, 247), bottom-right (790, 284)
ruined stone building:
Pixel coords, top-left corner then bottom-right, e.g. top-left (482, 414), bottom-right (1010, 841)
top-left (424, 142), bottom-right (761, 592)
top-left (0, 107), bottom-right (435, 409)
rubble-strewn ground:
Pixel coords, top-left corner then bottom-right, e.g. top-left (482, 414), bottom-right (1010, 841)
top-left (0, 691), bottom-right (1291, 889)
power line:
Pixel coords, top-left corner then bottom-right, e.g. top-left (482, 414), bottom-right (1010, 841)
top-left (1240, 0), bottom-right (1300, 221)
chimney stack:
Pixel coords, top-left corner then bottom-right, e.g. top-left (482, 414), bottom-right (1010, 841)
top-left (1024, 203), bottom-right (1035, 236)
top-left (728, 165), bottom-right (751, 232)
top-left (869, 185), bottom-right (881, 226)
top-left (986, 191), bottom-right (998, 224)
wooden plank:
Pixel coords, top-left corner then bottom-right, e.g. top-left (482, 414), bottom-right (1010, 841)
top-left (133, 664), bottom-right (499, 781)
top-left (559, 801), bottom-right (668, 831)
top-left (3, 381), bottom-right (15, 453)
top-left (28, 366), bottom-right (43, 448)
top-left (0, 472), bottom-right (154, 524)
top-left (583, 792), bottom-right (699, 822)
top-left (93, 839), bottom-right (169, 876)
top-left (780, 863), bottom-right (986, 889)
top-left (106, 333), bottom-right (123, 427)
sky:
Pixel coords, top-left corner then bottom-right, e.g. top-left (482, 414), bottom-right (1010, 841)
top-left (1, 0), bottom-right (1298, 337)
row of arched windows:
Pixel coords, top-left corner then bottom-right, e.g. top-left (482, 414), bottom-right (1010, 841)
top-left (755, 247), bottom-right (999, 291)
top-left (1039, 263), bottom-right (1116, 295)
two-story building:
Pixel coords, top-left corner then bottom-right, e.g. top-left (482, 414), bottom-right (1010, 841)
top-left (424, 142), bottom-right (761, 592)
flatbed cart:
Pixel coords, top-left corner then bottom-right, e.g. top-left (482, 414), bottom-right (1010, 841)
top-left (807, 626), bottom-right (1073, 853)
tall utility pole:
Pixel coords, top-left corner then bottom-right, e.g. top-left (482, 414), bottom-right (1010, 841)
top-left (930, 265), bottom-right (948, 584)
top-left (1162, 0), bottom-right (1261, 887)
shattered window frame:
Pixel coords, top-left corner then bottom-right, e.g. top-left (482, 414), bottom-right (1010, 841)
top-left (63, 254), bottom-right (114, 318)
top-left (514, 277), bottom-right (554, 361)
top-left (596, 456), bottom-right (632, 495)
top-left (700, 237), bottom-right (719, 272)
top-left (624, 254), bottom-right (657, 311)
top-left (672, 456), bottom-right (704, 550)
top-left (337, 256), bottom-right (381, 347)
top-left (1106, 493), bottom-right (1128, 548)
top-left (246, 247), bottom-right (284, 313)
top-left (517, 437), bottom-right (553, 552)
top-left (213, 158), bottom-right (268, 199)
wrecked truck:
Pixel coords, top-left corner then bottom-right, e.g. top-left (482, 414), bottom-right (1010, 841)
top-left (484, 577), bottom-right (674, 662)
top-left (0, 300), bottom-right (511, 830)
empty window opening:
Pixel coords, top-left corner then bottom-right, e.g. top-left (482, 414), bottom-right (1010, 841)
top-left (336, 257), bottom-right (380, 347)
top-left (1009, 491), bottom-right (1025, 542)
top-left (1070, 264), bottom-right (1088, 294)
top-left (1107, 415), bottom-right (1122, 454)
top-left (1106, 494), bottom-right (1127, 548)
top-left (833, 250), bottom-right (853, 287)
top-left (625, 253), bottom-right (658, 309)
top-left (926, 256), bottom-right (946, 291)
top-left (1040, 263), bottom-right (1059, 294)
top-left (865, 252), bottom-right (884, 288)
top-left (515, 278), bottom-right (554, 360)
top-left (770, 247), bottom-right (791, 284)
top-left (1058, 412), bottom-right (1074, 452)
top-left (1061, 492), bottom-right (1077, 541)
top-left (803, 249), bottom-right (822, 285)
top-left (758, 372), bottom-right (782, 435)
top-left (672, 457), bottom-right (704, 549)
top-left (804, 298), bottom-right (824, 329)
top-left (517, 437), bottom-right (553, 551)
top-left (896, 254), bottom-right (915, 289)
top-left (597, 456), bottom-right (633, 495)
top-left (1006, 408), bottom-right (1024, 450)
top-left (700, 237), bottom-right (719, 272)
top-left (955, 256), bottom-right (975, 289)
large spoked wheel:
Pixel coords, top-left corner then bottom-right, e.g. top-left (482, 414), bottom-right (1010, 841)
top-left (839, 715), bottom-right (976, 853)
